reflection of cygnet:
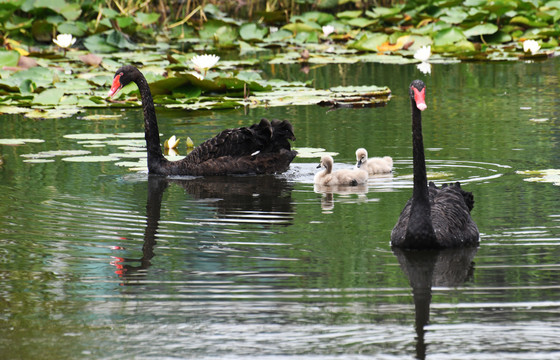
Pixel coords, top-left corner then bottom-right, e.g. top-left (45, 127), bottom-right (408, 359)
top-left (355, 148), bottom-right (393, 175)
top-left (314, 155), bottom-right (368, 186)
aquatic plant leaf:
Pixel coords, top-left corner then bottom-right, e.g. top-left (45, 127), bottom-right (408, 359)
top-left (0, 138), bottom-right (45, 145)
top-left (25, 108), bottom-right (79, 119)
top-left (135, 12), bottom-right (160, 26)
top-left (345, 18), bottom-right (377, 28)
top-left (31, 20), bottom-right (54, 42)
top-left (23, 158), bottom-right (55, 163)
top-left (81, 114), bottom-right (122, 121)
top-left (0, 50), bottom-right (20, 67)
top-left (463, 23), bottom-right (498, 37)
top-left (84, 34), bottom-right (118, 53)
top-left (21, 150), bottom-right (91, 158)
top-left (107, 30), bottom-right (138, 50)
top-left (61, 155), bottom-right (120, 162)
top-left (33, 88), bottom-right (64, 105)
top-left (294, 147), bottom-right (339, 158)
top-left (60, 2), bottom-right (81, 21)
top-left (517, 169), bottom-right (560, 186)
top-left (349, 33), bottom-right (389, 52)
top-left (57, 21), bottom-right (87, 37)
top-left (283, 22), bottom-right (320, 34)
top-left (336, 10), bottom-right (362, 19)
top-left (240, 23), bottom-right (268, 41)
top-left (433, 27), bottom-right (466, 46)
top-left (0, 105), bottom-right (30, 114)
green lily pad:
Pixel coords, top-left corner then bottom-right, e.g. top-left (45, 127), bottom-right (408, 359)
top-left (33, 88), bottom-right (64, 105)
top-left (433, 27), bottom-right (467, 46)
top-left (463, 23), bottom-right (498, 37)
top-left (349, 33), bottom-right (389, 52)
top-left (0, 50), bottom-right (20, 67)
top-left (240, 23), bottom-right (268, 41)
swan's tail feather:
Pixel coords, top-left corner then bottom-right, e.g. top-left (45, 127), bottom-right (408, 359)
top-left (433, 181), bottom-right (475, 212)
top-left (182, 118), bottom-right (296, 174)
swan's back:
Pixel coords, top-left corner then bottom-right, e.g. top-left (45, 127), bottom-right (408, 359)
top-left (161, 118), bottom-right (297, 176)
top-left (365, 156), bottom-right (393, 174)
top-left (391, 182), bottom-right (479, 248)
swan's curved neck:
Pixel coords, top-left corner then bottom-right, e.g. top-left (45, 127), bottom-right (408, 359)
top-left (133, 72), bottom-right (165, 168)
top-left (411, 103), bottom-right (429, 202)
top-left (407, 98), bottom-right (437, 246)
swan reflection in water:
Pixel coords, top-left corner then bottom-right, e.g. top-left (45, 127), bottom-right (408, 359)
top-left (313, 183), bottom-right (368, 211)
top-left (113, 175), bottom-right (295, 278)
top-left (392, 247), bottom-right (477, 360)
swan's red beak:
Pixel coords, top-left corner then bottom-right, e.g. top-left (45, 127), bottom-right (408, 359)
top-left (413, 87), bottom-right (427, 111)
top-left (108, 74), bottom-right (123, 98)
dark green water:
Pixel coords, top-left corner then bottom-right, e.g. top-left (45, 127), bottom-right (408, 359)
top-left (1, 59), bottom-right (560, 359)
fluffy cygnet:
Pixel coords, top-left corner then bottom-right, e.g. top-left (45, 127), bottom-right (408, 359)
top-left (355, 148), bottom-right (393, 175)
top-left (314, 155), bottom-right (368, 186)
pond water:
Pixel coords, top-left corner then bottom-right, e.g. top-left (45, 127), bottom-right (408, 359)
top-left (1, 58), bottom-right (560, 359)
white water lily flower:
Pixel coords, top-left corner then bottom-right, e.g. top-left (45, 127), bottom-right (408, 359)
top-left (414, 45), bottom-right (431, 62)
top-left (523, 39), bottom-right (540, 54)
top-left (53, 34), bottom-right (76, 49)
top-left (322, 25), bottom-right (335, 37)
top-left (164, 135), bottom-right (179, 149)
top-left (191, 54), bottom-right (220, 76)
top-left (417, 62), bottom-right (432, 75)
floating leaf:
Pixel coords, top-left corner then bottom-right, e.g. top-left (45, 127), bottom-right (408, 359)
top-left (349, 33), bottom-right (389, 52)
top-left (84, 34), bottom-right (118, 53)
top-left (463, 23), bottom-right (498, 37)
top-left (517, 169), bottom-right (560, 186)
top-left (61, 155), bottom-right (120, 162)
top-left (240, 23), bottom-right (268, 41)
top-left (81, 114), bottom-right (122, 121)
top-left (433, 28), bottom-right (467, 46)
top-left (21, 150), bottom-right (91, 158)
top-left (0, 138), bottom-right (45, 145)
top-left (0, 50), bottom-right (20, 67)
top-left (294, 147), bottom-right (339, 158)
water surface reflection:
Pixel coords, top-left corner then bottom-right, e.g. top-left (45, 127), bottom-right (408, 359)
top-left (393, 248), bottom-right (477, 359)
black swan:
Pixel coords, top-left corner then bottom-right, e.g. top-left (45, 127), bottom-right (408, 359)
top-left (108, 65), bottom-right (297, 176)
top-left (390, 80), bottom-right (479, 249)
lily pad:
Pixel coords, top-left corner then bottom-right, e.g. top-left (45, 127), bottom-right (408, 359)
top-left (294, 147), bottom-right (339, 158)
top-left (517, 169), bottom-right (560, 186)
top-left (20, 149), bottom-right (91, 159)
top-left (61, 155), bottom-right (121, 162)
top-left (81, 114), bottom-right (122, 121)
top-left (0, 138), bottom-right (45, 145)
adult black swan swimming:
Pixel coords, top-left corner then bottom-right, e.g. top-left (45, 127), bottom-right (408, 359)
top-left (390, 80), bottom-right (479, 249)
top-left (108, 65), bottom-right (297, 176)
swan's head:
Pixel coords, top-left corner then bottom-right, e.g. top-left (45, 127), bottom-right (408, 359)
top-left (355, 148), bottom-right (368, 168)
top-left (410, 80), bottom-right (427, 111)
top-left (108, 65), bottom-right (139, 98)
top-left (317, 155), bottom-right (334, 171)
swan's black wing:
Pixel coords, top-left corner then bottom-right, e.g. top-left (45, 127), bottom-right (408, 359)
top-left (160, 118), bottom-right (297, 176)
top-left (429, 182), bottom-right (479, 247)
